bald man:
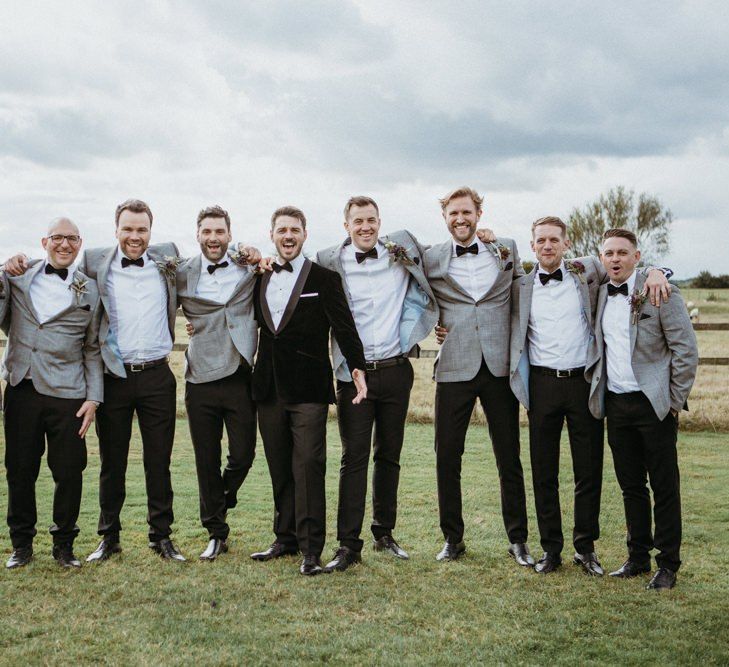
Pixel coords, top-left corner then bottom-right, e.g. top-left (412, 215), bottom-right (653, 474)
top-left (2, 218), bottom-right (102, 569)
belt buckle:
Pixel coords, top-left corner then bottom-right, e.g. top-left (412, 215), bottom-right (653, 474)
top-left (367, 361), bottom-right (378, 371)
top-left (129, 362), bottom-right (144, 373)
top-left (556, 369), bottom-right (569, 378)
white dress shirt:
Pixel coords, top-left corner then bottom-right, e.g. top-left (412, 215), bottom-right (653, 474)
top-left (30, 261), bottom-right (74, 323)
top-left (105, 248), bottom-right (172, 363)
top-left (196, 255), bottom-right (247, 303)
top-left (341, 240), bottom-right (409, 361)
top-left (602, 270), bottom-right (641, 393)
top-left (266, 253), bottom-right (306, 330)
top-left (448, 237), bottom-right (499, 301)
top-left (528, 261), bottom-right (590, 369)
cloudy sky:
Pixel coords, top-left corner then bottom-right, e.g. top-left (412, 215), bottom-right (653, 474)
top-left (2, 1), bottom-right (728, 277)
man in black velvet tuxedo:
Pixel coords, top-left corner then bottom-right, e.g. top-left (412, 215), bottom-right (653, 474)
top-left (250, 206), bottom-right (367, 576)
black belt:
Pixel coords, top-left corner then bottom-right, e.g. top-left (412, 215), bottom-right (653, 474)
top-left (365, 355), bottom-right (408, 371)
top-left (531, 365), bottom-right (585, 378)
top-left (124, 357), bottom-right (169, 373)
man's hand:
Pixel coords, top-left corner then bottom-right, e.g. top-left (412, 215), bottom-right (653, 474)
top-left (643, 269), bottom-right (672, 306)
top-left (77, 401), bottom-right (98, 437)
top-left (476, 228), bottom-right (496, 244)
top-left (186, 322), bottom-right (195, 337)
top-left (238, 244), bottom-right (262, 265)
top-left (3, 254), bottom-right (29, 276)
top-left (434, 324), bottom-right (448, 345)
top-left (351, 368), bottom-right (367, 404)
top-left (257, 256), bottom-right (276, 272)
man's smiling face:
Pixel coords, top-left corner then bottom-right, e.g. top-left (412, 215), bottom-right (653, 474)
top-left (344, 203), bottom-right (381, 252)
top-left (443, 195), bottom-right (481, 245)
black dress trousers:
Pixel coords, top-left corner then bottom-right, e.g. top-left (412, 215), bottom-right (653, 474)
top-left (528, 370), bottom-right (604, 555)
top-left (185, 364), bottom-right (257, 540)
top-left (95, 363), bottom-right (176, 542)
top-left (606, 391), bottom-right (682, 571)
top-left (4, 380), bottom-right (87, 548)
top-left (335, 359), bottom-right (414, 552)
top-left (434, 359), bottom-right (528, 545)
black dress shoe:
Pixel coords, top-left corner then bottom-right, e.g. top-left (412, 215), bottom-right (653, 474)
top-left (300, 554), bottom-right (323, 576)
top-left (373, 535), bottom-right (409, 560)
top-left (508, 542), bottom-right (535, 567)
top-left (86, 537), bottom-right (122, 563)
top-left (199, 538), bottom-right (228, 561)
top-left (573, 551), bottom-right (604, 576)
top-left (646, 567), bottom-right (677, 590)
top-left (323, 546), bottom-right (362, 573)
top-left (149, 538), bottom-right (186, 562)
top-left (6, 546), bottom-right (33, 569)
top-left (250, 541), bottom-right (299, 561)
top-left (608, 559), bottom-right (652, 578)
top-left (534, 552), bottom-right (562, 574)
top-left (436, 540), bottom-right (466, 562)
top-left (52, 543), bottom-right (82, 568)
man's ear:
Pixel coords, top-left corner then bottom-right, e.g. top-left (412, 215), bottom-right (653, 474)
top-left (564, 237), bottom-right (571, 249)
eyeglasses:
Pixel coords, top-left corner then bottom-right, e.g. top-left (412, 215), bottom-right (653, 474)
top-left (47, 234), bottom-right (81, 245)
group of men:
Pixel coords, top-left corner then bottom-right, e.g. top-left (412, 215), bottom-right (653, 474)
top-left (0, 186), bottom-right (698, 589)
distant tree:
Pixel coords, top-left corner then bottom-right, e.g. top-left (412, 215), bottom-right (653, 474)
top-left (692, 271), bottom-right (729, 289)
top-left (522, 260), bottom-right (535, 274)
top-left (567, 186), bottom-right (672, 264)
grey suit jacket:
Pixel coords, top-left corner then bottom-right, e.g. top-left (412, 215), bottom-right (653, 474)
top-left (176, 254), bottom-right (258, 384)
top-left (1, 261), bottom-right (103, 402)
top-left (0, 270), bottom-right (8, 331)
top-left (316, 230), bottom-right (439, 381)
top-left (77, 242), bottom-right (180, 378)
top-left (587, 273), bottom-right (698, 420)
top-left (424, 236), bottom-right (524, 382)
top-left (509, 256), bottom-right (603, 409)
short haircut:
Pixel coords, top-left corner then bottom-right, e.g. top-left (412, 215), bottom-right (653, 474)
top-left (115, 199), bottom-right (153, 227)
top-left (603, 227), bottom-right (638, 248)
top-left (439, 186), bottom-right (484, 213)
top-left (344, 196), bottom-right (379, 220)
top-left (532, 216), bottom-right (567, 237)
top-left (271, 205), bottom-right (306, 229)
top-left (197, 205), bottom-right (230, 230)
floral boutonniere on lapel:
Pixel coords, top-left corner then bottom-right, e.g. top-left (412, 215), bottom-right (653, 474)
top-left (384, 240), bottom-right (416, 266)
top-left (565, 259), bottom-right (586, 283)
top-left (69, 275), bottom-right (89, 304)
top-left (488, 242), bottom-right (512, 270)
top-left (155, 255), bottom-right (182, 281)
top-left (629, 289), bottom-right (648, 325)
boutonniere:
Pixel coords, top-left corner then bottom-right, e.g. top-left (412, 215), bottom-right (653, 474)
top-left (629, 289), bottom-right (648, 325)
top-left (155, 255), bottom-right (181, 280)
top-left (384, 240), bottom-right (415, 266)
top-left (227, 246), bottom-right (249, 267)
top-left (565, 259), bottom-right (586, 283)
top-left (488, 242), bottom-right (511, 270)
top-left (69, 275), bottom-right (89, 304)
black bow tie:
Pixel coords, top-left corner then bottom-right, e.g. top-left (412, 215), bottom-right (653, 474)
top-left (607, 283), bottom-right (629, 297)
top-left (45, 264), bottom-right (68, 280)
top-left (207, 261), bottom-right (229, 274)
top-left (121, 256), bottom-right (144, 268)
top-left (539, 268), bottom-right (563, 285)
top-left (355, 248), bottom-right (378, 264)
top-left (455, 243), bottom-right (478, 257)
top-left (272, 262), bottom-right (293, 273)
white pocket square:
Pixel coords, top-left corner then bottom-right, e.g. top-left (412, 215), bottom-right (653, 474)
top-left (300, 292), bottom-right (319, 298)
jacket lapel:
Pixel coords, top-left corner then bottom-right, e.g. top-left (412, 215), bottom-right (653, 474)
top-left (519, 269), bottom-right (536, 341)
top-left (571, 270), bottom-right (593, 331)
top-left (630, 273), bottom-right (646, 355)
top-left (276, 259), bottom-right (312, 333)
top-left (186, 255), bottom-right (203, 297)
top-left (439, 242), bottom-right (472, 300)
top-left (16, 262), bottom-right (44, 324)
top-left (147, 248), bottom-right (177, 334)
top-left (258, 270), bottom-right (276, 333)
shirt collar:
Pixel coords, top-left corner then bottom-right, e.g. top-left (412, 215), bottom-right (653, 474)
top-left (276, 253), bottom-right (306, 271)
top-left (41, 260), bottom-right (75, 283)
top-left (346, 239), bottom-right (384, 258)
top-left (451, 236), bottom-right (485, 253)
top-left (115, 247), bottom-right (149, 266)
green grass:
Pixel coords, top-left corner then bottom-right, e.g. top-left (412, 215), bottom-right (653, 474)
top-left (1, 422), bottom-right (728, 665)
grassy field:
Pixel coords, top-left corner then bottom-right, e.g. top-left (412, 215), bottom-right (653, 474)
top-left (1, 422), bottom-right (728, 665)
